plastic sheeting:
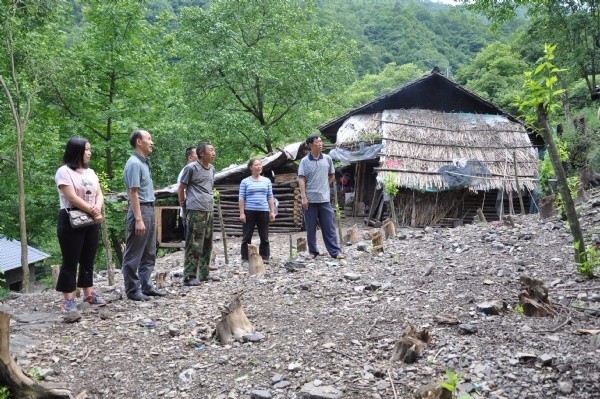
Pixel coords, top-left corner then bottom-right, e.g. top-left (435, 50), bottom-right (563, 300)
top-left (438, 159), bottom-right (491, 189)
top-left (329, 142), bottom-right (383, 162)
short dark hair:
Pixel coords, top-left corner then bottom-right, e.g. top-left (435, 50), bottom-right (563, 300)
top-left (247, 158), bottom-right (261, 170)
top-left (62, 137), bottom-right (89, 170)
top-left (129, 129), bottom-right (144, 148)
top-left (306, 133), bottom-right (321, 145)
top-left (196, 141), bottom-right (212, 156)
top-left (185, 147), bottom-right (196, 160)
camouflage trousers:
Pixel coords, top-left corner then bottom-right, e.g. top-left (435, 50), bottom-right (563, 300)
top-left (184, 210), bottom-right (214, 280)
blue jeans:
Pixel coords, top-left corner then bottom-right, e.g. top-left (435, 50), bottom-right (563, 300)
top-left (303, 202), bottom-right (341, 257)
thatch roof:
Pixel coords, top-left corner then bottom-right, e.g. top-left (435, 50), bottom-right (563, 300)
top-left (318, 70), bottom-right (544, 149)
top-left (342, 109), bottom-right (539, 193)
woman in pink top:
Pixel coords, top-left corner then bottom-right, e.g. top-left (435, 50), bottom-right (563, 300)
top-left (55, 137), bottom-right (106, 312)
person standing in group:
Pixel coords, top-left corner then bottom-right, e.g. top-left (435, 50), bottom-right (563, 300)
top-left (55, 137), bottom-right (106, 312)
top-left (298, 133), bottom-right (346, 260)
top-left (178, 142), bottom-right (217, 286)
top-left (122, 129), bottom-right (166, 301)
top-left (177, 147), bottom-right (198, 239)
top-left (239, 158), bottom-right (276, 263)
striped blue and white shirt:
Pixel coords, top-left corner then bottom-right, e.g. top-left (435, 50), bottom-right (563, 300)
top-left (239, 176), bottom-right (274, 211)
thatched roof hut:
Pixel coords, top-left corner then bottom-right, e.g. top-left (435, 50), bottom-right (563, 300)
top-left (318, 70), bottom-right (542, 226)
top-left (340, 109), bottom-right (538, 193)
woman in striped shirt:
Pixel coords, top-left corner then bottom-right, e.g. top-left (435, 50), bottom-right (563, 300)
top-left (239, 159), bottom-right (276, 262)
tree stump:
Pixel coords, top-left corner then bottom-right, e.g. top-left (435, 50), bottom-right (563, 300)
top-left (247, 244), bottom-right (265, 276)
top-left (503, 215), bottom-right (515, 227)
top-left (214, 294), bottom-right (255, 344)
top-left (518, 275), bottom-right (553, 317)
top-left (538, 194), bottom-right (556, 219)
top-left (344, 224), bottom-right (360, 244)
top-left (580, 164), bottom-right (600, 188)
top-left (390, 324), bottom-right (431, 364)
top-left (382, 218), bottom-right (396, 239)
top-left (296, 237), bottom-right (307, 253)
top-left (0, 311), bottom-right (74, 398)
top-left (575, 182), bottom-right (589, 205)
top-left (363, 229), bottom-right (380, 240)
top-left (155, 272), bottom-right (167, 289)
top-left (414, 382), bottom-right (452, 399)
top-left (371, 230), bottom-right (384, 254)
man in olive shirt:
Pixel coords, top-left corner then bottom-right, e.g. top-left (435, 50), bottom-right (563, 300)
top-left (122, 129), bottom-right (166, 300)
top-left (178, 142), bottom-right (217, 286)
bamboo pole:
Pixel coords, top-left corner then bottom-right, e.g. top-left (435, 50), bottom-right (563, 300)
top-left (332, 179), bottom-right (342, 247)
top-left (215, 191), bottom-right (229, 265)
top-left (513, 151), bottom-right (525, 215)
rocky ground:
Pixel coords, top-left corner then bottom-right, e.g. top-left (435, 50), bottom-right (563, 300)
top-left (2, 193), bottom-right (600, 399)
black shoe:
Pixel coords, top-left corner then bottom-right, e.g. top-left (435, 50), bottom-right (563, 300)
top-left (199, 275), bottom-right (220, 282)
top-left (143, 287), bottom-right (167, 297)
top-left (183, 278), bottom-right (202, 286)
top-left (127, 293), bottom-right (150, 301)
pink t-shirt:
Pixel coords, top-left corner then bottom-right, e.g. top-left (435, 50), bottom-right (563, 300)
top-left (55, 165), bottom-right (100, 210)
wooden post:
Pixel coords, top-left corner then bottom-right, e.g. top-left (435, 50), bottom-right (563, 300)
top-left (100, 207), bottom-right (115, 286)
top-left (51, 265), bottom-right (60, 289)
top-left (513, 152), bottom-right (525, 215)
top-left (332, 179), bottom-right (342, 247)
top-left (410, 190), bottom-right (417, 227)
top-left (289, 234), bottom-right (293, 258)
top-left (476, 208), bottom-right (487, 223)
top-left (215, 191), bottom-right (229, 266)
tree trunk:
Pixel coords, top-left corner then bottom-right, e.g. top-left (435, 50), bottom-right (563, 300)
top-left (16, 119), bottom-right (30, 293)
top-left (0, 74), bottom-right (31, 293)
top-left (537, 105), bottom-right (586, 264)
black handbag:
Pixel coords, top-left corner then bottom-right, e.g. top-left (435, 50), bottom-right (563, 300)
top-left (67, 208), bottom-right (96, 229)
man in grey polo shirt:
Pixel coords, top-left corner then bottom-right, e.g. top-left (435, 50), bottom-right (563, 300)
top-left (122, 129), bottom-right (166, 301)
top-left (298, 133), bottom-right (345, 260)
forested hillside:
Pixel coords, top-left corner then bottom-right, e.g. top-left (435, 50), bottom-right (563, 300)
top-left (1, 0), bottom-right (599, 278)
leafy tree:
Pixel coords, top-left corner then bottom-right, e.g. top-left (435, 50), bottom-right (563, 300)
top-left (177, 0), bottom-right (357, 159)
top-left (462, 0), bottom-right (600, 103)
top-left (344, 62), bottom-right (424, 108)
top-left (44, 0), bottom-right (170, 184)
top-left (0, 0), bottom-right (68, 292)
top-left (455, 41), bottom-right (530, 113)
top-left (516, 44), bottom-right (586, 265)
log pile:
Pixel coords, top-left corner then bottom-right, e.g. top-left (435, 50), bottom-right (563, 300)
top-left (214, 182), bottom-right (303, 236)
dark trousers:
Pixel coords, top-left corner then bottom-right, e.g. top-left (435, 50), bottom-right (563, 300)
top-left (122, 205), bottom-right (156, 296)
top-left (56, 209), bottom-right (98, 293)
top-left (304, 202), bottom-right (341, 257)
top-left (241, 210), bottom-right (270, 260)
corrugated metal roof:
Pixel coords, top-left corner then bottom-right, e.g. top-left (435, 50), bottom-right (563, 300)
top-left (0, 237), bottom-right (51, 272)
